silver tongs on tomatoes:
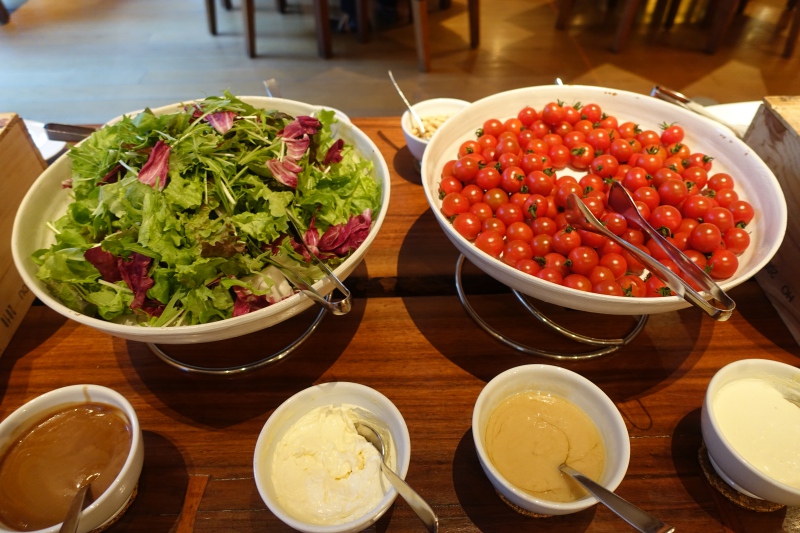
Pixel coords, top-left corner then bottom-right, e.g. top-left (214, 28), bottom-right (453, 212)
top-left (566, 182), bottom-right (736, 321)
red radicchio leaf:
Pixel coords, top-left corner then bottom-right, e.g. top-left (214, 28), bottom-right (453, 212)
top-left (139, 301), bottom-right (165, 317)
top-left (118, 252), bottom-right (156, 310)
top-left (137, 140), bottom-right (171, 189)
top-left (97, 164), bottom-right (123, 186)
top-left (280, 116), bottom-right (321, 139)
top-left (266, 159), bottom-right (302, 189)
top-left (206, 111), bottom-right (237, 134)
top-left (84, 247), bottom-right (122, 282)
top-left (232, 286), bottom-right (269, 317)
top-left (323, 139), bottom-right (345, 165)
top-left (318, 209), bottom-right (373, 257)
top-left (61, 178), bottom-right (73, 189)
top-left (284, 135), bottom-right (310, 160)
top-left (303, 216), bottom-right (321, 257)
top-left (184, 103), bottom-right (205, 122)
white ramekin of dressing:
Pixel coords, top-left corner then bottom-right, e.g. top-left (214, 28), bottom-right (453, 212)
top-left (702, 358), bottom-right (800, 506)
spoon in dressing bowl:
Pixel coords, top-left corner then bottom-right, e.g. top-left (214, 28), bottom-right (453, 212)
top-left (355, 422), bottom-right (438, 533)
top-left (59, 473), bottom-right (100, 533)
top-left (559, 464), bottom-right (674, 533)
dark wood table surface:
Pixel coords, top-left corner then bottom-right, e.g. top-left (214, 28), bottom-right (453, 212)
top-left (3, 117), bottom-right (800, 532)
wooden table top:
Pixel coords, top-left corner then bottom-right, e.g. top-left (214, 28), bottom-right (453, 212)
top-left (3, 117), bottom-right (800, 532)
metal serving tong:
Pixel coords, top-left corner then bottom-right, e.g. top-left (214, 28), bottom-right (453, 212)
top-left (650, 85), bottom-right (744, 140)
top-left (278, 219), bottom-right (352, 316)
top-left (565, 182), bottom-right (736, 321)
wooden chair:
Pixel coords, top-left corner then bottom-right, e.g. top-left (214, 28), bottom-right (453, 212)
top-left (354, 0), bottom-right (480, 72)
top-left (205, 0), bottom-right (332, 59)
top-left (556, 0), bottom-right (647, 53)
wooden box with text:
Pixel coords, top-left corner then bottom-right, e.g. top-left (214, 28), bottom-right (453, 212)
top-left (745, 97), bottom-right (800, 345)
top-left (0, 113), bottom-right (47, 355)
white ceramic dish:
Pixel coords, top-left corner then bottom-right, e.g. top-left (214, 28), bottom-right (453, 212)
top-left (23, 120), bottom-right (67, 161)
top-left (0, 385), bottom-right (143, 533)
top-left (401, 98), bottom-right (470, 161)
top-left (421, 85), bottom-right (787, 316)
top-left (12, 97), bottom-right (390, 344)
top-left (472, 364), bottom-right (630, 516)
top-left (253, 382), bottom-right (411, 533)
top-left (701, 358), bottom-right (800, 506)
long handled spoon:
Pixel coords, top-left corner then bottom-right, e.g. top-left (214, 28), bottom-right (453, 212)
top-left (388, 70), bottom-right (426, 136)
top-left (560, 464), bottom-right (674, 533)
top-left (355, 421), bottom-right (438, 533)
top-left (59, 473), bottom-right (100, 533)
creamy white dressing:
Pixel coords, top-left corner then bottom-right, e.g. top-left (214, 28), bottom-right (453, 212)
top-left (713, 377), bottom-right (800, 488)
top-left (270, 405), bottom-right (388, 525)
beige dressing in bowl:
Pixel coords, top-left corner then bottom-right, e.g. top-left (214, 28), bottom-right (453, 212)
top-left (485, 391), bottom-right (605, 502)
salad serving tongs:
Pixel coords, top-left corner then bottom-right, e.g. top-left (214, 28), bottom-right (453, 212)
top-left (650, 85), bottom-right (744, 140)
top-left (565, 182), bottom-right (735, 321)
top-left (276, 219), bottom-right (352, 316)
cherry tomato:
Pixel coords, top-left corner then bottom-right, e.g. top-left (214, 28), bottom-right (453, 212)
top-left (495, 203), bottom-right (524, 227)
top-left (728, 200), bottom-right (754, 226)
top-left (609, 138), bottom-right (634, 163)
top-left (482, 118), bottom-right (504, 138)
top-left (636, 129), bottom-right (661, 146)
top-left (690, 223), bottom-right (723, 253)
top-left (568, 246), bottom-right (600, 276)
top-left (660, 123), bottom-right (685, 145)
top-left (517, 106), bottom-right (539, 127)
top-left (704, 206), bottom-right (735, 233)
top-left (681, 194), bottom-right (712, 220)
top-left (477, 133), bottom-right (498, 152)
top-left (541, 102), bottom-right (566, 126)
top-left (569, 143), bottom-right (595, 170)
top-left (645, 275), bottom-right (674, 297)
top-left (506, 221), bottom-right (534, 243)
top-left (498, 152), bottom-right (522, 172)
top-left (458, 140), bottom-right (481, 158)
top-left (708, 172), bottom-right (735, 191)
top-left (500, 166), bottom-right (526, 194)
top-left (452, 212), bottom-right (481, 241)
top-left (552, 227), bottom-right (582, 256)
top-left (563, 274), bottom-right (592, 292)
top-left (524, 171), bottom-right (554, 196)
top-left (523, 194), bottom-right (548, 220)
top-left (548, 144), bottom-right (571, 170)
top-left (593, 280), bottom-right (624, 296)
top-left (532, 217), bottom-right (558, 236)
top-left (482, 217), bottom-right (506, 236)
top-left (649, 205), bottom-right (683, 235)
top-left (469, 202), bottom-right (493, 222)
top-left (590, 154), bottom-right (620, 178)
top-left (483, 188), bottom-right (509, 211)
top-left (474, 230), bottom-right (504, 258)
top-left (723, 228), bottom-right (751, 255)
top-left (685, 152), bottom-right (714, 171)
top-left (618, 274), bottom-right (647, 297)
top-left (707, 249), bottom-right (739, 280)
top-left (632, 186), bottom-right (660, 212)
top-left (714, 188), bottom-right (739, 209)
top-left (602, 212), bottom-right (628, 236)
top-left (599, 252), bottom-right (627, 278)
top-left (453, 156), bottom-right (480, 183)
top-left (554, 182), bottom-right (583, 209)
top-left (441, 192), bottom-right (469, 218)
top-left (441, 159), bottom-right (456, 178)
top-left (531, 234), bottom-right (553, 256)
top-left (536, 267), bottom-right (563, 285)
top-left (461, 184), bottom-right (484, 205)
top-left (439, 176), bottom-right (463, 197)
top-left (516, 258), bottom-right (542, 276)
top-left (617, 121), bottom-right (641, 139)
top-left (622, 167), bottom-right (651, 191)
top-left (502, 239), bottom-right (533, 266)
top-left (563, 130), bottom-right (586, 149)
top-left (657, 179), bottom-right (689, 207)
top-left (475, 167), bottom-right (501, 191)
top-left (585, 128), bottom-right (611, 152)
top-left (581, 103), bottom-right (603, 123)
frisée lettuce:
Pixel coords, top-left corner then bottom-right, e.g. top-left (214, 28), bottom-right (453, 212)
top-left (32, 93), bottom-right (381, 326)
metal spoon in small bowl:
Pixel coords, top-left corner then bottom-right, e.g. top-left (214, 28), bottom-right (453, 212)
top-left (355, 421), bottom-right (438, 533)
top-left (59, 473), bottom-right (100, 533)
top-left (388, 70), bottom-right (426, 137)
top-left (559, 464), bottom-right (674, 533)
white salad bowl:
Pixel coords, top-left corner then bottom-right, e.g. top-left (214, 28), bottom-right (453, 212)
top-left (12, 96), bottom-right (390, 344)
top-left (421, 85), bottom-right (787, 316)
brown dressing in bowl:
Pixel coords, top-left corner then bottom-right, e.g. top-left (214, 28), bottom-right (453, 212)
top-left (0, 402), bottom-right (132, 531)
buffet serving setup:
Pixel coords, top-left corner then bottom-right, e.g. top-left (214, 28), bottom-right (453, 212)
top-left (1, 85), bottom-right (799, 532)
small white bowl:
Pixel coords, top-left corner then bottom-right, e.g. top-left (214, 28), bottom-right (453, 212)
top-left (472, 364), bottom-right (630, 516)
top-left (401, 98), bottom-right (470, 161)
top-left (253, 382), bottom-right (411, 533)
top-left (0, 385), bottom-right (143, 533)
top-left (702, 359), bottom-right (800, 506)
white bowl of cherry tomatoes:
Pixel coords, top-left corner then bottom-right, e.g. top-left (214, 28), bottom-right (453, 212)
top-left (421, 85), bottom-right (787, 316)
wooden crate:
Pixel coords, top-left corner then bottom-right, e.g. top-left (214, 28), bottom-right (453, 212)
top-left (745, 97), bottom-right (800, 345)
top-left (0, 113), bottom-right (47, 355)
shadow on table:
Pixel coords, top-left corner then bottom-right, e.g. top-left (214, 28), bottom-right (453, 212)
top-left (111, 430), bottom-right (187, 530)
top-left (113, 278), bottom-right (367, 429)
top-left (452, 429), bottom-right (595, 532)
top-left (398, 211), bottom-right (709, 404)
top-left (670, 408), bottom-right (788, 530)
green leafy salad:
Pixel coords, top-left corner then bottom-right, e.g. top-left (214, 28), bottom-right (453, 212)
top-left (33, 93), bottom-right (381, 327)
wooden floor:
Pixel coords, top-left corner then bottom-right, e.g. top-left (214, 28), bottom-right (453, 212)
top-left (0, 0), bottom-right (798, 124)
